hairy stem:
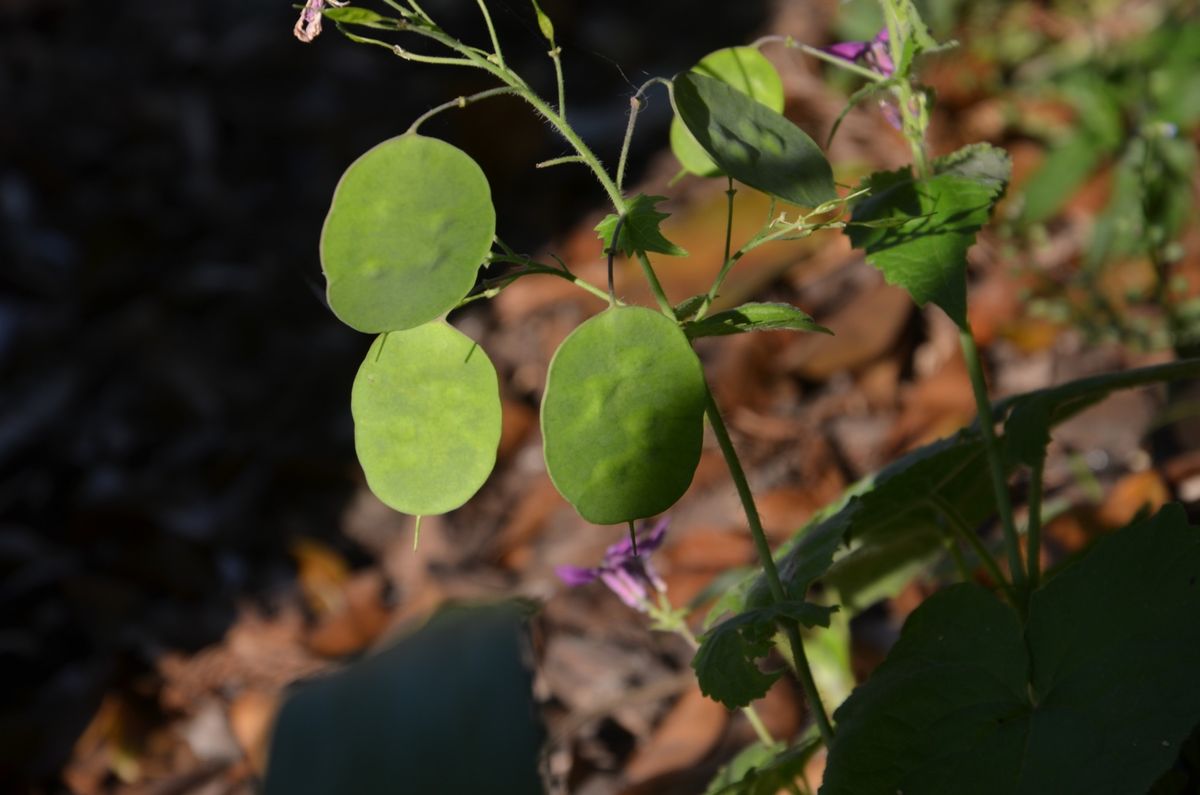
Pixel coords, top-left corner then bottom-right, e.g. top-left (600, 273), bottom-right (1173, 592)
top-left (703, 386), bottom-right (835, 746)
top-left (474, 0), bottom-right (505, 67)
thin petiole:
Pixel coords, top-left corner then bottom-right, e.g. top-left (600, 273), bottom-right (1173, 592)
top-left (474, 0), bottom-right (505, 67)
top-left (695, 178), bottom-right (737, 320)
top-left (616, 96), bottom-right (642, 192)
top-left (406, 87), bottom-right (520, 134)
top-left (607, 216), bottom-right (624, 306)
top-left (535, 155), bottom-right (587, 169)
top-left (929, 493), bottom-right (1019, 607)
top-left (959, 328), bottom-right (1027, 602)
top-left (753, 34), bottom-right (887, 84)
top-left (703, 385), bottom-right (835, 746)
top-left (1026, 455), bottom-right (1045, 591)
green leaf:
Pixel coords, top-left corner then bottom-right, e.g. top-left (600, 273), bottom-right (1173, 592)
top-left (594, 194), bottom-right (687, 257)
top-left (705, 737), bottom-right (822, 795)
top-left (693, 601), bottom-right (836, 709)
top-left (672, 72), bottom-right (836, 207)
top-left (847, 166), bottom-right (1002, 328)
top-left (352, 322), bottom-right (501, 516)
top-left (823, 504), bottom-right (1200, 795)
top-left (934, 142), bottom-right (1012, 195)
top-left (541, 306), bottom-right (706, 524)
top-left (670, 47), bottom-right (785, 178)
top-left (674, 294), bottom-right (708, 322)
top-left (529, 0), bottom-right (554, 42)
top-left (322, 134), bottom-right (496, 333)
top-left (1000, 357), bottom-right (1200, 468)
top-left (321, 6), bottom-right (401, 29)
top-left (264, 602), bottom-right (543, 795)
top-left (684, 302), bottom-right (831, 339)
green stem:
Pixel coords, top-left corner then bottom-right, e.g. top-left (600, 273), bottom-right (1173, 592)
top-left (406, 86), bottom-right (520, 133)
top-left (755, 36), bottom-right (887, 84)
top-left (959, 329), bottom-right (1027, 598)
top-left (702, 386), bottom-right (835, 746)
top-left (633, 251), bottom-right (675, 316)
top-left (929, 494), bottom-right (1019, 607)
top-left (616, 95), bottom-right (642, 193)
top-left (550, 46), bottom-right (566, 118)
top-left (944, 535), bottom-right (972, 583)
top-left (1026, 455), bottom-right (1045, 592)
top-left (695, 179), bottom-right (738, 321)
top-left (474, 0), bottom-right (505, 67)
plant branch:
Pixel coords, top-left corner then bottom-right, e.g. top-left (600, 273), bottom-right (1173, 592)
top-left (703, 386), bottom-right (835, 746)
top-left (406, 87), bottom-right (520, 133)
top-left (1026, 455), bottom-right (1045, 591)
top-left (959, 329), bottom-right (1027, 602)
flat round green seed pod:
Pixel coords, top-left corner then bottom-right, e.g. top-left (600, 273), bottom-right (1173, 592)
top-left (670, 46), bottom-right (785, 178)
top-left (541, 306), bottom-right (707, 525)
top-left (322, 134), bottom-right (496, 333)
top-left (352, 322), bottom-right (501, 516)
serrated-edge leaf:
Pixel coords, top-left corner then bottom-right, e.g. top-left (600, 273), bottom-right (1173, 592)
top-left (684, 302), bottom-right (832, 339)
top-left (933, 142), bottom-right (1012, 197)
top-left (694, 601), bottom-right (836, 709)
top-left (594, 194), bottom-right (687, 257)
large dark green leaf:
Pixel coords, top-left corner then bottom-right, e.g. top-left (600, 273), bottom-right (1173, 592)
top-left (822, 504), bottom-right (1200, 795)
top-left (541, 306), bottom-right (706, 524)
top-left (672, 72), bottom-right (836, 207)
top-left (705, 737), bottom-right (822, 795)
top-left (322, 134), bottom-right (495, 333)
top-left (352, 322), bottom-right (501, 516)
top-left (265, 602), bottom-right (543, 795)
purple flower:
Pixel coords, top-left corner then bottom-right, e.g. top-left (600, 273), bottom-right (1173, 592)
top-left (825, 28), bottom-right (895, 77)
top-left (555, 518), bottom-right (669, 611)
top-left (293, 0), bottom-right (349, 43)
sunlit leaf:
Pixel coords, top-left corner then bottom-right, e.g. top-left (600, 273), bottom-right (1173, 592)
top-left (541, 306), bottom-right (706, 524)
top-left (322, 135), bottom-right (495, 333)
top-left (594, 194), bottom-right (687, 257)
top-left (352, 322), bottom-right (501, 515)
top-left (684, 302), bottom-right (831, 339)
top-left (823, 504), bottom-right (1200, 794)
top-left (670, 47), bottom-right (785, 178)
top-left (673, 72), bottom-right (836, 207)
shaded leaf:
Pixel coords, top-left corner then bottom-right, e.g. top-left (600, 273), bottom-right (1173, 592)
top-left (541, 307), bottom-right (706, 524)
top-left (705, 737), bottom-right (822, 795)
top-left (684, 302), bottom-right (831, 339)
top-left (265, 602), bottom-right (543, 795)
top-left (693, 602), bottom-right (835, 709)
top-left (673, 72), bottom-right (836, 207)
top-left (674, 293), bottom-right (708, 322)
top-left (594, 194), bottom-right (687, 257)
top-left (671, 47), bottom-right (785, 178)
top-left (322, 135), bottom-right (495, 333)
top-left (352, 323), bottom-right (501, 516)
top-left (823, 504), bottom-right (1200, 795)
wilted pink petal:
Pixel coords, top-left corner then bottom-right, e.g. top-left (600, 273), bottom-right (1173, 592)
top-left (600, 568), bottom-right (648, 610)
top-left (824, 28), bottom-right (895, 78)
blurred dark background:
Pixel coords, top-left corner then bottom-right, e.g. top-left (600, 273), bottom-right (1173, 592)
top-left (0, 0), bottom-right (774, 788)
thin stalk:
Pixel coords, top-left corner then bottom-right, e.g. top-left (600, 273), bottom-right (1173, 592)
top-left (616, 95), bottom-right (642, 192)
top-left (550, 47), bottom-right (566, 117)
top-left (754, 35), bottom-right (887, 84)
top-left (959, 329), bottom-right (1027, 598)
top-left (944, 536), bottom-right (972, 583)
top-left (406, 86), bottom-right (520, 133)
top-left (474, 0), bottom-right (505, 67)
top-left (1026, 455), bottom-right (1045, 591)
top-left (695, 178), bottom-right (737, 320)
top-left (703, 386), bottom-right (835, 746)
top-left (535, 155), bottom-right (587, 169)
top-left (633, 251), bottom-right (675, 316)
top-left (929, 494), bottom-right (1019, 607)
top-left (461, 257), bottom-right (611, 306)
